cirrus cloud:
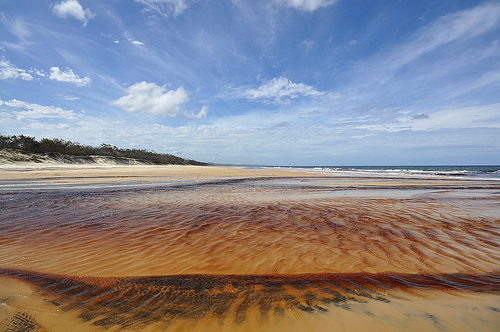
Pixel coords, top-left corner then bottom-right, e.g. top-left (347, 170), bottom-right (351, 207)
top-left (275, 0), bottom-right (338, 12)
top-left (135, 0), bottom-right (194, 17)
top-left (112, 81), bottom-right (207, 118)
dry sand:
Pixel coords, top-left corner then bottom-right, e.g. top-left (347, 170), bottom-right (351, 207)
top-left (0, 164), bottom-right (315, 189)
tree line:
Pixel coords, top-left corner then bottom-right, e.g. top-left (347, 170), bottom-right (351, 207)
top-left (0, 134), bottom-right (207, 165)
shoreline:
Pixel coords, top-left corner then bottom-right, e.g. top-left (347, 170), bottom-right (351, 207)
top-left (1, 163), bottom-right (500, 194)
top-left (2, 163), bottom-right (499, 184)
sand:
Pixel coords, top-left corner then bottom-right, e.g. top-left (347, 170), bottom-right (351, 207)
top-left (0, 164), bottom-right (307, 184)
top-left (1, 163), bottom-right (499, 331)
top-left (1, 163), bottom-right (496, 189)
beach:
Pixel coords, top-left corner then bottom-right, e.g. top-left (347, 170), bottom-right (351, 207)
top-left (0, 164), bottom-right (499, 331)
top-left (1, 163), bottom-right (495, 190)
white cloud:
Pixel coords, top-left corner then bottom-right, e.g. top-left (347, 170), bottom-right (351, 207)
top-left (183, 105), bottom-right (208, 119)
top-left (135, 0), bottom-right (193, 17)
top-left (0, 14), bottom-right (35, 51)
top-left (2, 97), bottom-right (498, 165)
top-left (241, 77), bottom-right (323, 104)
top-left (49, 67), bottom-right (91, 87)
top-left (113, 81), bottom-right (207, 118)
top-left (405, 104), bottom-right (500, 131)
top-left (300, 39), bottom-right (315, 50)
top-left (52, 0), bottom-right (95, 26)
top-left (335, 2), bottom-right (500, 115)
top-left (0, 58), bottom-right (33, 81)
top-left (3, 99), bottom-right (77, 121)
top-left (356, 104), bottom-right (500, 132)
top-left (363, 2), bottom-right (500, 84)
top-left (0, 61), bottom-right (92, 86)
top-left (0, 14), bottom-right (32, 40)
top-left (63, 95), bottom-right (81, 101)
top-left (34, 69), bottom-right (46, 77)
top-left (124, 31), bottom-right (145, 46)
top-left (275, 0), bottom-right (337, 12)
top-left (416, 3), bottom-right (500, 51)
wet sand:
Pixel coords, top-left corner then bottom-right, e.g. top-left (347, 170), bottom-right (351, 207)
top-left (0, 165), bottom-right (499, 331)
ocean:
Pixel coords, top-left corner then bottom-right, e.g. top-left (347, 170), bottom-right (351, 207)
top-left (258, 165), bottom-right (500, 180)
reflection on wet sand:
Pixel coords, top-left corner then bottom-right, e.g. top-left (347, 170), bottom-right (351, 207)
top-left (0, 177), bottom-right (499, 331)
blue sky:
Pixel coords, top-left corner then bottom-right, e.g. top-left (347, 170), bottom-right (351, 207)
top-left (1, 0), bottom-right (499, 165)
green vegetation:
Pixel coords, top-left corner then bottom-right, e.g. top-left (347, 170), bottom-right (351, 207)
top-left (0, 134), bottom-right (207, 165)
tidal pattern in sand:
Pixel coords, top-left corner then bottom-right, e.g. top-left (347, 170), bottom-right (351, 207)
top-left (0, 178), bottom-right (499, 331)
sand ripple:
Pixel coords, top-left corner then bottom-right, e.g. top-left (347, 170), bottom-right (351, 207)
top-left (1, 268), bottom-right (499, 331)
top-left (0, 178), bottom-right (499, 331)
top-left (0, 179), bottom-right (498, 277)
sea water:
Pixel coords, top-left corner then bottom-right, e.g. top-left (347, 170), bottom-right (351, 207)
top-left (254, 165), bottom-right (500, 180)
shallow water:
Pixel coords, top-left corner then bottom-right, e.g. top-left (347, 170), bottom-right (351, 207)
top-left (0, 177), bottom-right (499, 331)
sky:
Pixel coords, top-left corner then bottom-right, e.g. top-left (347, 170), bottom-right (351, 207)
top-left (1, 0), bottom-right (499, 165)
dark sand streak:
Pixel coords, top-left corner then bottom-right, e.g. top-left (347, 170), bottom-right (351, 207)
top-left (1, 268), bottom-right (499, 330)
